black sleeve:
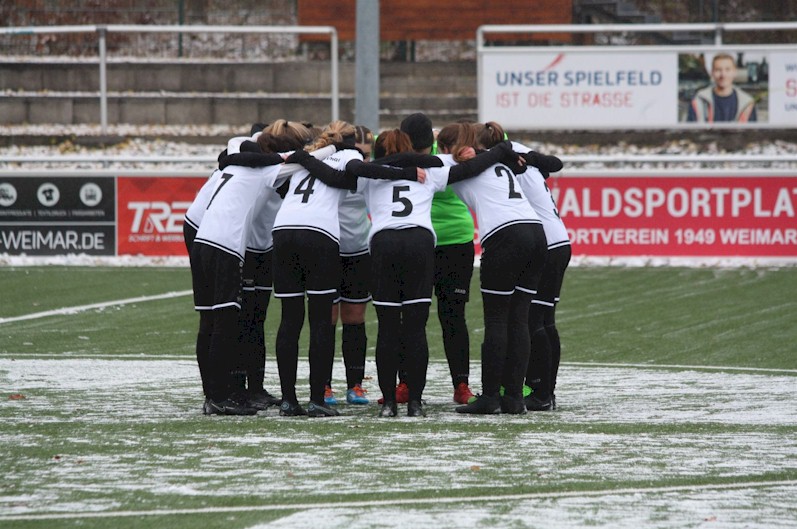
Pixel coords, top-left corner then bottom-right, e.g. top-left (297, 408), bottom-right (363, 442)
top-left (521, 151), bottom-right (564, 179)
top-left (345, 160), bottom-right (418, 182)
top-left (218, 152), bottom-right (283, 170)
top-left (284, 149), bottom-right (357, 191)
top-left (447, 141), bottom-right (518, 184)
top-left (374, 153), bottom-right (443, 168)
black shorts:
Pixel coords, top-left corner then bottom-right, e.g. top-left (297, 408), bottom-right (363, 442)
top-left (370, 227), bottom-right (435, 306)
top-left (242, 250), bottom-right (273, 294)
top-left (533, 244), bottom-right (571, 307)
top-left (272, 229), bottom-right (341, 298)
top-left (434, 242), bottom-right (474, 302)
top-left (340, 252), bottom-right (372, 304)
top-left (190, 242), bottom-right (243, 311)
top-left (480, 223), bottom-right (547, 296)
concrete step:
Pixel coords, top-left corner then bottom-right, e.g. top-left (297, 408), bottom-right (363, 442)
top-left (0, 60), bottom-right (476, 94)
top-left (0, 60), bottom-right (477, 127)
top-left (0, 91), bottom-right (477, 126)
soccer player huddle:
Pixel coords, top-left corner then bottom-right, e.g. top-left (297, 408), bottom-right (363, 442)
top-left (183, 113), bottom-right (571, 418)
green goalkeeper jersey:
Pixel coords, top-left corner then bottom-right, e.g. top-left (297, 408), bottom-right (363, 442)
top-left (431, 187), bottom-right (475, 246)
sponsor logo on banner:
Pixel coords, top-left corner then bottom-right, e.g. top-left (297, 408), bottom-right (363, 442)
top-left (551, 175), bottom-right (797, 257)
top-left (116, 176), bottom-right (206, 255)
top-left (481, 51), bottom-right (678, 129)
top-left (0, 176), bottom-right (115, 256)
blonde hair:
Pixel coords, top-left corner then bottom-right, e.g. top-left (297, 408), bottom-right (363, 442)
top-left (264, 119), bottom-right (312, 145)
top-left (308, 120), bottom-right (356, 151)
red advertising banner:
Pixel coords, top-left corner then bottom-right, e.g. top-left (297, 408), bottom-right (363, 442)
top-left (550, 174), bottom-right (797, 257)
top-left (116, 176), bottom-right (206, 256)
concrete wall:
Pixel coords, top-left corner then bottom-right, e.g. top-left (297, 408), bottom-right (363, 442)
top-left (0, 61), bottom-right (477, 127)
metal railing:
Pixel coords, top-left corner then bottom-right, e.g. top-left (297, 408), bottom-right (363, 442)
top-left (477, 21), bottom-right (797, 48)
top-left (0, 24), bottom-right (339, 133)
top-left (3, 154), bottom-right (797, 171)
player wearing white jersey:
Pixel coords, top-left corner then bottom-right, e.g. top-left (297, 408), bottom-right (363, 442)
top-left (427, 122), bottom-right (548, 415)
top-left (184, 124), bottom-right (338, 414)
top-left (272, 121), bottom-right (421, 418)
top-left (324, 125), bottom-right (375, 407)
top-left (190, 135), bottom-right (285, 416)
top-left (301, 129), bottom-right (521, 417)
top-left (239, 122), bottom-right (335, 411)
top-left (510, 140), bottom-right (570, 411)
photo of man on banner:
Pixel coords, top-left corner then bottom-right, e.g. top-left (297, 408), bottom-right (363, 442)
top-left (679, 52), bottom-right (767, 123)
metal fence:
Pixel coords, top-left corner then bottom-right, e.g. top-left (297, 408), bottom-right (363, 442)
top-left (0, 24), bottom-right (339, 133)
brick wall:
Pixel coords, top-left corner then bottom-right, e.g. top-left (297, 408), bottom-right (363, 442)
top-left (298, 0), bottom-right (573, 42)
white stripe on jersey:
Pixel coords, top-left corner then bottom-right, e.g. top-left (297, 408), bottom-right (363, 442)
top-left (448, 157), bottom-right (540, 244)
top-left (272, 149), bottom-right (362, 243)
top-left (510, 141), bottom-right (571, 249)
top-left (184, 169), bottom-right (221, 230)
top-left (194, 164), bottom-right (285, 261)
top-left (356, 165), bottom-right (449, 247)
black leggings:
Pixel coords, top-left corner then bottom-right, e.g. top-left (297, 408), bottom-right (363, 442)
top-left (482, 290), bottom-right (533, 399)
top-left (437, 297), bottom-right (470, 387)
top-left (200, 307), bottom-right (240, 401)
top-left (276, 293), bottom-right (336, 405)
top-left (375, 303), bottom-right (430, 403)
top-left (238, 290), bottom-right (271, 392)
top-left (525, 303), bottom-right (554, 399)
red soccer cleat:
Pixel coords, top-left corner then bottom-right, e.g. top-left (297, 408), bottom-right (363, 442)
top-left (453, 382), bottom-right (477, 404)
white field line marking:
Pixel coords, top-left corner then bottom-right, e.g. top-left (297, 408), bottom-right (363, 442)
top-left (2, 479), bottom-right (795, 522)
top-left (0, 290), bottom-right (192, 325)
top-left (564, 361), bottom-right (797, 375)
top-left (0, 355), bottom-right (795, 376)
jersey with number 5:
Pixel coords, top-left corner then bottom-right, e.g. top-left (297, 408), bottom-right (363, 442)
top-left (357, 166), bottom-right (449, 247)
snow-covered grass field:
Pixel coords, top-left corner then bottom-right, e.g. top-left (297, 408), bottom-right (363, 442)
top-left (1, 265), bottom-right (796, 529)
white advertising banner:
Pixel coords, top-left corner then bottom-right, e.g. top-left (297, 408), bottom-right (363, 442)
top-left (768, 52), bottom-right (797, 125)
top-left (480, 51), bottom-right (678, 129)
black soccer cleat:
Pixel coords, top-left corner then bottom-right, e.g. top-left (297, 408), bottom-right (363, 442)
top-left (203, 397), bottom-right (258, 416)
top-left (247, 389), bottom-right (281, 410)
top-left (455, 394), bottom-right (501, 414)
top-left (407, 399), bottom-right (426, 417)
top-left (279, 400), bottom-right (307, 417)
top-left (500, 394), bottom-right (527, 415)
top-left (307, 401), bottom-right (341, 418)
top-left (378, 401), bottom-right (398, 417)
top-left (524, 395), bottom-right (553, 411)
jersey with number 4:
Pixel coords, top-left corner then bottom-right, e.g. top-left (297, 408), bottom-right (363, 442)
top-left (446, 153), bottom-right (541, 244)
top-left (356, 165), bottom-right (450, 247)
top-left (272, 149), bottom-right (362, 243)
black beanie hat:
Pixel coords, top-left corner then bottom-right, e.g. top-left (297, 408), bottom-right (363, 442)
top-left (400, 113), bottom-right (434, 150)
